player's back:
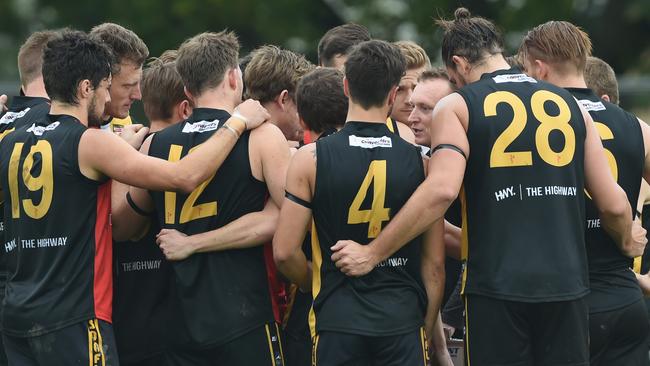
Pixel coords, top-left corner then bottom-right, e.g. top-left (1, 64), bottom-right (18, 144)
top-left (147, 107), bottom-right (271, 348)
top-left (567, 88), bottom-right (645, 312)
top-left (0, 114), bottom-right (112, 337)
top-left (0, 96), bottom-right (50, 138)
top-left (458, 68), bottom-right (588, 302)
top-left (310, 121), bottom-right (426, 336)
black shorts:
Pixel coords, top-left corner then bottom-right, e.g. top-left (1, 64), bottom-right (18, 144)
top-left (590, 298), bottom-right (650, 366)
top-left (312, 328), bottom-right (428, 366)
top-left (121, 353), bottom-right (168, 366)
top-left (282, 331), bottom-right (310, 366)
top-left (3, 318), bottom-right (119, 366)
top-left (464, 294), bottom-right (588, 366)
top-left (165, 322), bottom-right (284, 366)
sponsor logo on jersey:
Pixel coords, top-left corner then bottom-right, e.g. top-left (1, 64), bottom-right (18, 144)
top-left (492, 73), bottom-right (537, 84)
top-left (348, 135), bottom-right (392, 149)
top-left (182, 119), bottom-right (220, 133)
top-left (578, 99), bottom-right (606, 111)
top-left (26, 121), bottom-right (60, 136)
top-left (0, 108), bottom-right (30, 125)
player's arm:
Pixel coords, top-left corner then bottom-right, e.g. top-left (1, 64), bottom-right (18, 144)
top-left (156, 199), bottom-right (279, 261)
top-left (635, 272), bottom-right (650, 297)
top-left (444, 220), bottom-right (461, 260)
top-left (396, 120), bottom-right (416, 144)
top-left (430, 313), bottom-right (454, 366)
top-left (332, 93), bottom-right (468, 276)
top-left (111, 135), bottom-right (156, 242)
top-left (79, 100), bottom-right (268, 193)
top-left (583, 107), bottom-right (643, 257)
top-left (273, 144), bottom-right (316, 292)
top-left (250, 123), bottom-right (292, 207)
top-left (421, 218), bottom-right (446, 342)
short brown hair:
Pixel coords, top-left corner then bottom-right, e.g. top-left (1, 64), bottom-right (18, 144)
top-left (436, 8), bottom-right (504, 67)
top-left (89, 23), bottom-right (149, 73)
top-left (585, 56), bottom-right (619, 104)
top-left (394, 41), bottom-right (430, 70)
top-left (176, 31), bottom-right (239, 97)
top-left (18, 30), bottom-right (59, 87)
top-left (318, 23), bottom-right (371, 67)
top-left (141, 51), bottom-right (185, 121)
top-left (520, 21), bottom-right (592, 73)
top-left (244, 45), bottom-right (315, 103)
top-left (296, 68), bottom-right (348, 133)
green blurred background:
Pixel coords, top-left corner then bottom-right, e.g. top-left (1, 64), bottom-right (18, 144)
top-left (1, 0), bottom-right (649, 121)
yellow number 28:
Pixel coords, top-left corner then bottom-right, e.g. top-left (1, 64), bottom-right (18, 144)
top-left (486, 90), bottom-right (575, 168)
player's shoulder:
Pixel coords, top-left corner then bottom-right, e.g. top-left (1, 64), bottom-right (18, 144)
top-left (249, 122), bottom-right (288, 147)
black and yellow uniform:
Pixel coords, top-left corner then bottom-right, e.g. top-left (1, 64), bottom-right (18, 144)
top-left (113, 222), bottom-right (172, 366)
top-left (0, 114), bottom-right (117, 365)
top-left (385, 117), bottom-right (400, 136)
top-left (642, 204), bottom-right (650, 316)
top-left (310, 121), bottom-right (427, 366)
top-left (0, 96), bottom-right (49, 366)
top-left (147, 108), bottom-right (283, 366)
top-left (458, 68), bottom-right (589, 366)
top-left (567, 88), bottom-right (649, 366)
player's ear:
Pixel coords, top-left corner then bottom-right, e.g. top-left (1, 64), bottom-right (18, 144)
top-left (78, 79), bottom-right (92, 100)
top-left (177, 100), bottom-right (192, 120)
top-left (343, 77), bottom-right (350, 98)
top-left (387, 85), bottom-right (399, 106)
top-left (278, 90), bottom-right (290, 110)
top-left (534, 59), bottom-right (549, 80)
top-left (227, 67), bottom-right (238, 91)
top-left (451, 55), bottom-right (469, 74)
top-left (183, 86), bottom-right (195, 103)
top-left (601, 94), bottom-right (611, 103)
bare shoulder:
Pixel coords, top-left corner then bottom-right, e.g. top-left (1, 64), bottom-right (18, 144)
top-left (250, 122), bottom-right (287, 141)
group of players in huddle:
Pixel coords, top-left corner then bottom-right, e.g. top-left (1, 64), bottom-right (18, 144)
top-left (0, 5), bottom-right (648, 366)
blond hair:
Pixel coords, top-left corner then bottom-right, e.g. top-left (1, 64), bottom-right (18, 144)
top-left (393, 40), bottom-right (430, 70)
top-left (520, 21), bottom-right (592, 72)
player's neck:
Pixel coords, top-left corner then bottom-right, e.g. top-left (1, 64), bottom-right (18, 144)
top-left (547, 73), bottom-right (588, 89)
top-left (468, 55), bottom-right (511, 83)
top-left (346, 103), bottom-right (390, 124)
top-left (192, 89), bottom-right (237, 114)
top-left (49, 101), bottom-right (88, 126)
top-left (22, 80), bottom-right (49, 99)
top-left (149, 119), bottom-right (175, 133)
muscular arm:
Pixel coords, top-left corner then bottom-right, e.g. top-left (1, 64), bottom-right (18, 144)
top-left (332, 94), bottom-right (468, 276)
top-left (250, 123), bottom-right (291, 207)
top-left (444, 220), bottom-right (461, 260)
top-left (273, 144), bottom-right (316, 292)
top-left (157, 199), bottom-right (279, 260)
top-left (421, 219), bottom-right (446, 341)
top-left (583, 108), bottom-right (638, 256)
top-left (80, 101), bottom-right (268, 193)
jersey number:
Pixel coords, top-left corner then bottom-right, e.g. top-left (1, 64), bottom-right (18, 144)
top-left (164, 144), bottom-right (217, 224)
top-left (486, 90), bottom-right (575, 168)
top-left (8, 141), bottom-right (54, 219)
top-left (347, 160), bottom-right (390, 238)
top-left (585, 121), bottom-right (617, 199)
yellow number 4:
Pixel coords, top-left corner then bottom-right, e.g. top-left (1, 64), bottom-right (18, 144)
top-left (347, 160), bottom-right (390, 238)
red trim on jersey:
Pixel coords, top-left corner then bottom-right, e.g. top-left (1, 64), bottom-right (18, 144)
top-left (94, 181), bottom-right (113, 323)
top-left (303, 130), bottom-right (312, 144)
top-left (263, 193), bottom-right (287, 323)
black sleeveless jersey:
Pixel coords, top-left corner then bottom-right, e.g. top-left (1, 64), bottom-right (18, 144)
top-left (0, 97), bottom-right (50, 281)
top-left (641, 203), bottom-right (650, 275)
top-left (0, 114), bottom-right (112, 336)
top-left (457, 68), bottom-right (588, 302)
top-left (310, 121), bottom-right (426, 337)
top-left (386, 117), bottom-right (401, 136)
top-left (113, 222), bottom-right (171, 361)
top-left (567, 88), bottom-right (645, 312)
top-left (147, 108), bottom-right (270, 348)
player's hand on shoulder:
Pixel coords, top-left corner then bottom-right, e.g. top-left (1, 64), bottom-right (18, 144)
top-left (624, 217), bottom-right (647, 258)
top-left (156, 228), bottom-right (193, 261)
top-left (234, 99), bottom-right (270, 130)
top-left (120, 124), bottom-right (149, 149)
top-left (330, 240), bottom-right (377, 277)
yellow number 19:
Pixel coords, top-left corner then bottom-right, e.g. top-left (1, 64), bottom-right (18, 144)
top-left (8, 140), bottom-right (54, 219)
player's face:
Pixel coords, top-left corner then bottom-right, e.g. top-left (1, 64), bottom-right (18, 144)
top-left (329, 54), bottom-right (347, 71)
top-left (390, 67), bottom-right (425, 126)
top-left (104, 61), bottom-right (142, 120)
top-left (89, 77), bottom-right (112, 128)
top-left (280, 97), bottom-right (303, 142)
top-left (408, 78), bottom-right (454, 146)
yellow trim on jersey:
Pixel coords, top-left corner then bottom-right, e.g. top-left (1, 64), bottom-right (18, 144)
top-left (87, 319), bottom-right (106, 366)
top-left (0, 127), bottom-right (15, 142)
top-left (308, 221), bottom-right (323, 339)
top-left (264, 324), bottom-right (275, 365)
top-left (386, 117), bottom-right (395, 133)
top-left (460, 186), bottom-right (469, 294)
top-left (311, 334), bottom-right (320, 366)
top-left (634, 256), bottom-right (642, 273)
top-left (464, 298), bottom-right (471, 366)
top-left (275, 323), bottom-right (285, 363)
top-left (420, 327), bottom-right (428, 366)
